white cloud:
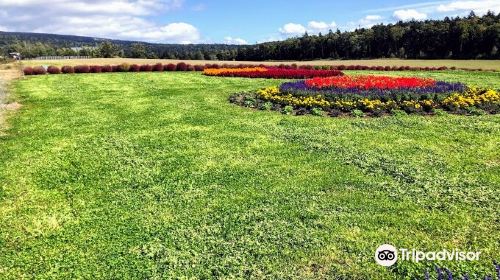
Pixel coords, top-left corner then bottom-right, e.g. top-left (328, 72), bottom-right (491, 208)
top-left (279, 23), bottom-right (307, 36)
top-left (365, 15), bottom-right (383, 21)
top-left (358, 15), bottom-right (384, 28)
top-left (368, 0), bottom-right (500, 18)
top-left (0, 25), bottom-right (8, 31)
top-left (0, 0), bottom-right (201, 43)
top-left (365, 1), bottom-right (450, 13)
top-left (279, 21), bottom-right (339, 36)
top-left (393, 9), bottom-right (428, 21)
top-left (119, 21), bottom-right (200, 43)
top-left (345, 15), bottom-right (384, 30)
top-left (436, 0), bottom-right (500, 14)
top-left (257, 35), bottom-right (285, 43)
top-left (307, 21), bottom-right (337, 33)
top-left (223, 36), bottom-right (248, 45)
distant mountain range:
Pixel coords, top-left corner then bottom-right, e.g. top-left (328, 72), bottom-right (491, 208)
top-left (0, 31), bottom-right (233, 47)
top-left (0, 31), bottom-right (241, 60)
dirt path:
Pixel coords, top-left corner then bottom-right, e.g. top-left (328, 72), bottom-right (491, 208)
top-left (0, 63), bottom-right (22, 135)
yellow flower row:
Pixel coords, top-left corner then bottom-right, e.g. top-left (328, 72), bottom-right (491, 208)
top-left (257, 87), bottom-right (330, 107)
top-left (255, 86), bottom-right (499, 112)
top-left (443, 87), bottom-right (500, 108)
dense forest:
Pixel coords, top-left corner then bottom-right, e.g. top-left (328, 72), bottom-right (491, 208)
top-left (1, 12), bottom-right (499, 60)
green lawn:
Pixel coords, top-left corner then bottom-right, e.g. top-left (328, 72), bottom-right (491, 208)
top-left (0, 72), bottom-right (499, 279)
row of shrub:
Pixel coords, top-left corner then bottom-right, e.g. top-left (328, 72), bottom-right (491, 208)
top-left (202, 63), bottom-right (491, 72)
top-left (24, 62), bottom-right (493, 76)
top-left (23, 62), bottom-right (206, 75)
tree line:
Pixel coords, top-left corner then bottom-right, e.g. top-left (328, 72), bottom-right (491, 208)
top-left (1, 12), bottom-right (498, 60)
top-left (236, 11), bottom-right (499, 60)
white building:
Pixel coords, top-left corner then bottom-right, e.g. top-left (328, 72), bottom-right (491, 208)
top-left (9, 52), bottom-right (21, 60)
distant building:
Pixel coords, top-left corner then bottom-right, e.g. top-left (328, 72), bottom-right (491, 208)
top-left (9, 52), bottom-right (21, 60)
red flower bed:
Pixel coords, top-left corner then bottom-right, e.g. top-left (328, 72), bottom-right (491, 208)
top-left (305, 75), bottom-right (436, 90)
top-left (204, 67), bottom-right (344, 79)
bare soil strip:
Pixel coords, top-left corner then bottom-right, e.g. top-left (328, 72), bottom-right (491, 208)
top-left (0, 63), bottom-right (22, 135)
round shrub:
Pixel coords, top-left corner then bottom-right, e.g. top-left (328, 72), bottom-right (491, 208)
top-left (47, 66), bottom-right (61, 74)
top-left (187, 64), bottom-right (195, 71)
top-left (164, 64), bottom-right (176, 71)
top-left (74, 65), bottom-right (90, 73)
top-left (33, 66), bottom-right (47, 75)
top-left (129, 64), bottom-right (140, 72)
top-left (90, 65), bottom-right (102, 73)
top-left (111, 65), bottom-right (119, 72)
top-left (117, 63), bottom-right (130, 72)
top-left (23, 67), bottom-right (34, 75)
top-left (176, 62), bottom-right (188, 71)
top-left (140, 64), bottom-right (153, 71)
top-left (152, 63), bottom-right (163, 72)
top-left (205, 63), bottom-right (219, 69)
top-left (194, 65), bottom-right (204, 71)
top-left (101, 65), bottom-right (112, 72)
top-left (61, 66), bottom-right (74, 74)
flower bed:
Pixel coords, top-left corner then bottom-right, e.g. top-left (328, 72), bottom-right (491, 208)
top-left (203, 67), bottom-right (344, 79)
top-left (230, 75), bottom-right (499, 116)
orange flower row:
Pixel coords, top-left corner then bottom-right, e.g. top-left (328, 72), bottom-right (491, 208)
top-left (203, 67), bottom-right (268, 76)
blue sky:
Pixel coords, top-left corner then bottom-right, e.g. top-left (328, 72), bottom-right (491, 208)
top-left (0, 0), bottom-right (499, 44)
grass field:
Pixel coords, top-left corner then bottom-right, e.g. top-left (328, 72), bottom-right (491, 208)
top-left (21, 58), bottom-right (500, 71)
top-left (0, 71), bottom-right (499, 279)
